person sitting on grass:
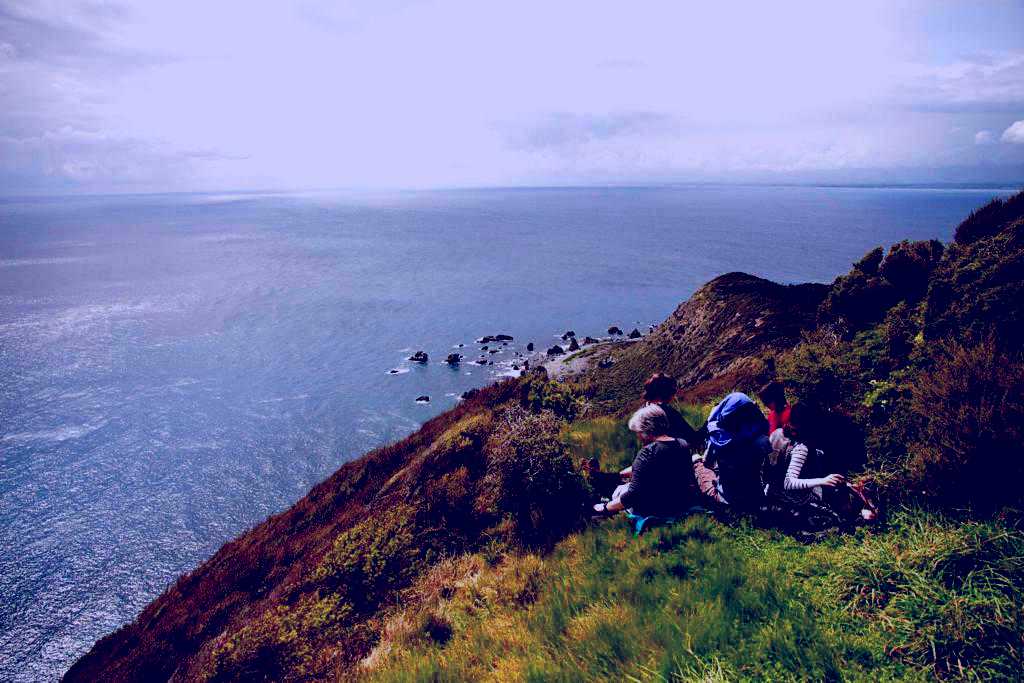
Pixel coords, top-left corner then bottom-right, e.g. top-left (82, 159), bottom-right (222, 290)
top-left (592, 404), bottom-right (696, 520)
top-left (766, 402), bottom-right (876, 522)
top-left (617, 373), bottom-right (707, 482)
top-left (643, 373), bottom-right (704, 446)
top-left (758, 379), bottom-right (791, 434)
top-left (698, 392), bottom-right (770, 512)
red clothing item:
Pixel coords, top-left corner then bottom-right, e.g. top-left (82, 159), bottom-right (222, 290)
top-left (767, 405), bottom-right (791, 434)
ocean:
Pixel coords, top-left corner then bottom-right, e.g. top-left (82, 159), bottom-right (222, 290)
top-left (0, 185), bottom-right (1016, 680)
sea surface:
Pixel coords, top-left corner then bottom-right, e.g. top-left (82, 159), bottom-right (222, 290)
top-left (0, 185), bottom-right (1016, 680)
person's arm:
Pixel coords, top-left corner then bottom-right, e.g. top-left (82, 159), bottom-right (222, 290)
top-left (783, 443), bottom-right (844, 490)
top-left (600, 449), bottom-right (647, 512)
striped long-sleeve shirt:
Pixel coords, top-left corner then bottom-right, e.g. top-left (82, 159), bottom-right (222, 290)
top-left (783, 442), bottom-right (830, 491)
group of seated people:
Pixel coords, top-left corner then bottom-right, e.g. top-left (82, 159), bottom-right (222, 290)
top-left (587, 374), bottom-right (877, 533)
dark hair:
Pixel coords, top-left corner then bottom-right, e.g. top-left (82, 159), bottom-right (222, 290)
top-left (785, 402), bottom-right (819, 444)
top-left (643, 373), bottom-right (677, 402)
top-left (758, 380), bottom-right (786, 407)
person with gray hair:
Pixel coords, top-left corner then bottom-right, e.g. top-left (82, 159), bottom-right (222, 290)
top-left (594, 404), bottom-right (697, 518)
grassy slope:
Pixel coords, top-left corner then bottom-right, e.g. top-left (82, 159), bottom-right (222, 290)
top-left (361, 417), bottom-right (1024, 682)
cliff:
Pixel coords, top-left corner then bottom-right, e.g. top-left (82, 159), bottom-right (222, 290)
top-left (65, 191), bottom-right (1024, 682)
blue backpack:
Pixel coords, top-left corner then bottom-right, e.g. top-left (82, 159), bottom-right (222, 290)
top-left (705, 393), bottom-right (770, 509)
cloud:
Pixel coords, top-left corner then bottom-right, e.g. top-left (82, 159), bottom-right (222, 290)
top-left (975, 130), bottom-right (995, 145)
top-left (0, 126), bottom-right (235, 191)
top-left (505, 112), bottom-right (678, 153)
top-left (1002, 120), bottom-right (1024, 144)
top-left (902, 53), bottom-right (1024, 113)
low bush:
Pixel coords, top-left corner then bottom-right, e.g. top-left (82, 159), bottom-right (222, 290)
top-left (925, 214), bottom-right (1024, 348)
top-left (905, 340), bottom-right (1024, 513)
top-left (477, 408), bottom-right (589, 546)
top-left (777, 329), bottom-right (863, 412)
top-left (878, 239), bottom-right (944, 298)
top-left (819, 246), bottom-right (900, 331)
top-left (521, 374), bottom-right (584, 420)
top-left (953, 191), bottom-right (1024, 244)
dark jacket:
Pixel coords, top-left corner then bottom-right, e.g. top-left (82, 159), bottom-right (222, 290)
top-left (659, 403), bottom-right (705, 449)
top-left (618, 439), bottom-right (695, 517)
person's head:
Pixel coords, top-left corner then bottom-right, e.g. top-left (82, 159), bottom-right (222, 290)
top-left (758, 380), bottom-right (787, 411)
top-left (784, 402), bottom-right (818, 443)
top-left (643, 373), bottom-right (678, 404)
top-left (628, 404), bottom-right (669, 443)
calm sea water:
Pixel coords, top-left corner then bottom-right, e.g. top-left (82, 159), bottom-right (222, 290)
top-left (0, 185), bottom-right (1016, 680)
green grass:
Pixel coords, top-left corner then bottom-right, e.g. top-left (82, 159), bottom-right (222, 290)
top-left (363, 419), bottom-right (1024, 683)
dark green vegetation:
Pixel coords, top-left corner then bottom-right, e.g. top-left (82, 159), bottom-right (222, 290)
top-left (66, 192), bottom-right (1024, 682)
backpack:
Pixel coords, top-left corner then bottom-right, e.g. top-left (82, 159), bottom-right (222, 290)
top-left (705, 393), bottom-right (770, 508)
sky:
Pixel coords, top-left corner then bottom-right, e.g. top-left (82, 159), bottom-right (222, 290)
top-left (1, 0), bottom-right (1023, 194)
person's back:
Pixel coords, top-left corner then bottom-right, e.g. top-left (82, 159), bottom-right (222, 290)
top-left (642, 373), bottom-right (704, 448)
top-left (706, 393), bottom-right (769, 510)
top-left (714, 434), bottom-right (769, 509)
top-left (618, 438), bottom-right (695, 517)
top-left (660, 402), bottom-right (702, 446)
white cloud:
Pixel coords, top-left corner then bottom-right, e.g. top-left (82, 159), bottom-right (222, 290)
top-left (1001, 120), bottom-right (1024, 144)
top-left (902, 53), bottom-right (1024, 112)
top-left (975, 130), bottom-right (995, 144)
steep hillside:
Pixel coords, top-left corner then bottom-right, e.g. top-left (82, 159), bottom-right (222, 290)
top-left (583, 273), bottom-right (827, 408)
top-left (66, 191), bottom-right (1024, 682)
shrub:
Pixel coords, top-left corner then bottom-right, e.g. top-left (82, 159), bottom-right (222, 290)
top-left (477, 408), bottom-right (588, 545)
top-left (777, 329), bottom-right (862, 412)
top-left (953, 190), bottom-right (1024, 244)
top-left (924, 215), bottom-right (1024, 348)
top-left (521, 374), bottom-right (584, 420)
top-left (312, 505), bottom-right (423, 608)
top-left (202, 594), bottom-right (355, 683)
top-left (819, 247), bottom-right (900, 331)
top-left (906, 340), bottom-right (1024, 512)
top-left (819, 240), bottom-right (943, 334)
top-left (878, 239), bottom-right (944, 298)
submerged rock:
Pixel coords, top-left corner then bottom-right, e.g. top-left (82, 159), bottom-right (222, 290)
top-left (415, 395), bottom-right (430, 403)
top-left (445, 353), bottom-right (462, 365)
top-left (409, 351), bottom-right (429, 363)
top-left (495, 334), bottom-right (514, 341)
